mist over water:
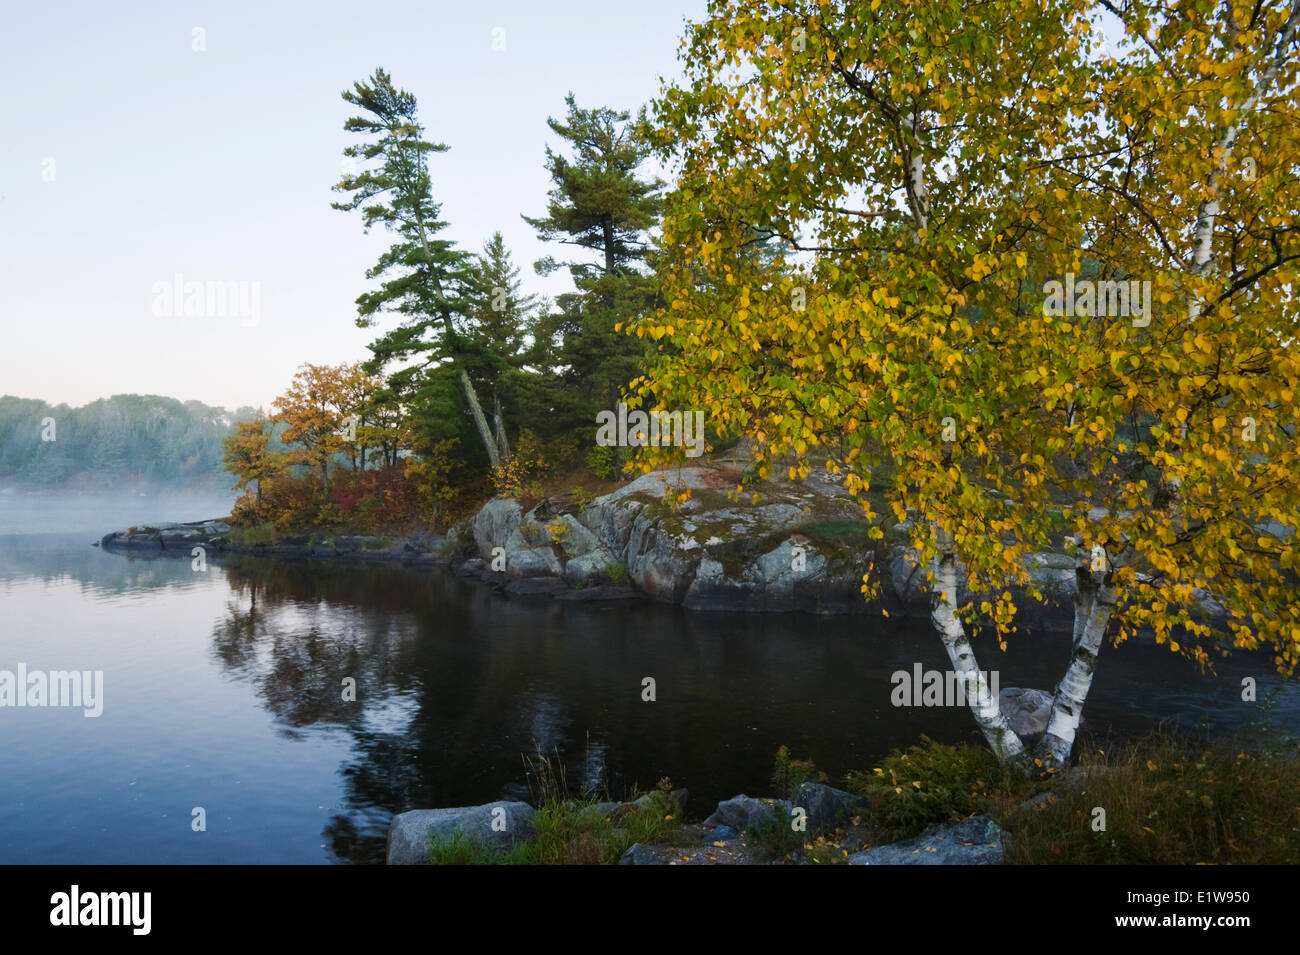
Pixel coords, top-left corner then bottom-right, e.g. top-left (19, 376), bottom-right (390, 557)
top-left (0, 489), bottom-right (237, 536)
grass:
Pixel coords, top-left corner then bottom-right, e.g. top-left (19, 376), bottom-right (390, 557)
top-left (1001, 732), bottom-right (1300, 864)
top-left (427, 752), bottom-right (692, 865)
top-left (226, 522), bottom-right (278, 546)
top-left (425, 728), bottom-right (1300, 865)
top-left (429, 828), bottom-right (532, 865)
top-left (745, 748), bottom-right (844, 863)
top-left (841, 729), bottom-right (1300, 864)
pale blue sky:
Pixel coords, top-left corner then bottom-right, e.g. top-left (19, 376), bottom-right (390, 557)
top-left (0, 0), bottom-right (704, 411)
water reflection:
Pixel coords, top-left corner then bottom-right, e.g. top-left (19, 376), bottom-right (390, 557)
top-left (205, 553), bottom-right (1299, 864)
top-left (2, 534), bottom-right (1295, 865)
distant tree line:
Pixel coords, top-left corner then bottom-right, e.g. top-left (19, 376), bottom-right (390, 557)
top-left (0, 394), bottom-right (258, 491)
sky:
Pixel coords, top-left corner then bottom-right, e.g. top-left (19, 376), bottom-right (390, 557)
top-left (0, 0), bottom-right (707, 412)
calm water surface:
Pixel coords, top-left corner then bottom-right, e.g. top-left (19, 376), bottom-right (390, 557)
top-left (1, 524), bottom-right (1295, 864)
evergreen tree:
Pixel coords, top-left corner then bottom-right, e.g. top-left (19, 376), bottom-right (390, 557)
top-left (332, 68), bottom-right (508, 468)
top-left (460, 232), bottom-right (543, 460)
top-left (523, 94), bottom-right (664, 440)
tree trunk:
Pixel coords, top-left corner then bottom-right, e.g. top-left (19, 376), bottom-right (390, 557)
top-left (1186, 5), bottom-right (1299, 318)
top-left (409, 190), bottom-right (503, 472)
top-left (931, 527), bottom-right (1030, 768)
top-left (492, 389), bottom-right (511, 464)
top-left (602, 214), bottom-right (616, 276)
top-left (359, 415), bottom-right (367, 472)
top-left (460, 369), bottom-right (501, 469)
top-left (1035, 549), bottom-right (1118, 771)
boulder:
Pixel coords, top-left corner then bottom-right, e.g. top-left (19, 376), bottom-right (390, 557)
top-left (618, 844), bottom-right (665, 865)
top-left (563, 548), bottom-right (624, 586)
top-left (575, 495), bottom-right (645, 561)
top-left (586, 801), bottom-right (623, 820)
top-left (683, 556), bottom-right (757, 611)
top-left (473, 498), bottom-right (522, 559)
top-left (546, 513), bottom-right (602, 557)
top-left (848, 815), bottom-right (1003, 865)
top-left (386, 802), bottom-right (536, 865)
top-left (703, 795), bottom-right (793, 833)
top-left (505, 546), bottom-right (564, 578)
top-left (599, 468), bottom-right (714, 505)
top-left (999, 687), bottom-right (1055, 742)
top-left (794, 782), bottom-right (870, 835)
top-left (625, 512), bottom-right (703, 602)
top-left (633, 788), bottom-right (689, 815)
top-left (749, 539), bottom-right (828, 598)
top-left (703, 825), bottom-right (741, 844)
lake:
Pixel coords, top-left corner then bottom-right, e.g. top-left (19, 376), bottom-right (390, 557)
top-left (1, 519), bottom-right (1295, 864)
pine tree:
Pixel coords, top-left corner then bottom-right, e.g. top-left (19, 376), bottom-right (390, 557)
top-left (332, 68), bottom-right (508, 468)
top-left (523, 94), bottom-right (664, 440)
top-left (460, 232), bottom-right (542, 462)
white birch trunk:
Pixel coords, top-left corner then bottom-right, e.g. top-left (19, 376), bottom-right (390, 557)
top-left (931, 532), bottom-right (1028, 765)
top-left (1035, 548), bottom-right (1118, 770)
top-left (1187, 6), bottom-right (1300, 318)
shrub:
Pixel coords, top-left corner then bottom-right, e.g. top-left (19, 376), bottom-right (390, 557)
top-left (570, 487), bottom-right (594, 512)
top-left (585, 444), bottom-right (616, 481)
top-left (770, 745), bottom-right (828, 800)
top-left (845, 736), bottom-right (1015, 843)
top-left (491, 430), bottom-right (549, 500)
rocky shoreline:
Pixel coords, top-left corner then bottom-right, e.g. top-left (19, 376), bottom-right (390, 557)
top-left (99, 466), bottom-right (1112, 629)
top-left (385, 762), bottom-right (1102, 865)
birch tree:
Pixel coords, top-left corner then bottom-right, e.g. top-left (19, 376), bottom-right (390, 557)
top-left (1031, 0), bottom-right (1300, 767)
top-left (638, 0), bottom-right (1300, 772)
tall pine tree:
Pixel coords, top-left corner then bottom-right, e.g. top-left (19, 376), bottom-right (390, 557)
top-left (459, 232), bottom-right (543, 460)
top-left (523, 94), bottom-right (664, 438)
top-left (332, 68), bottom-right (508, 468)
